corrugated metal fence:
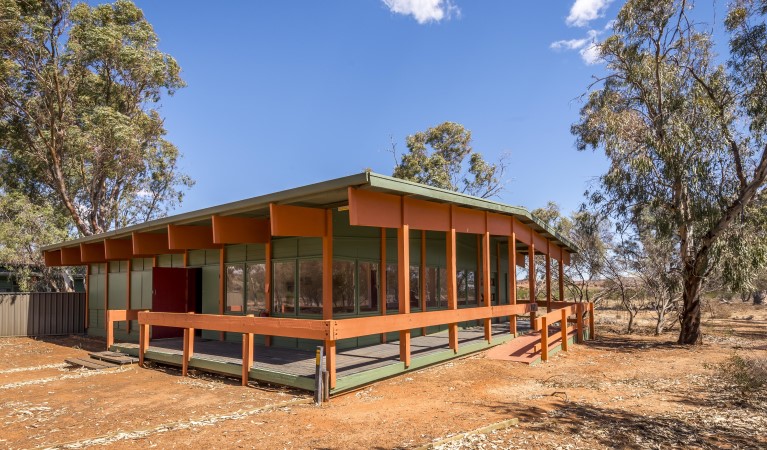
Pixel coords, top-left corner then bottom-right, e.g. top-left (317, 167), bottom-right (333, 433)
top-left (0, 292), bottom-right (86, 337)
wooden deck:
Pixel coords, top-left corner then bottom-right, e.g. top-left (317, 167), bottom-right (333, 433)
top-left (113, 321), bottom-right (532, 393)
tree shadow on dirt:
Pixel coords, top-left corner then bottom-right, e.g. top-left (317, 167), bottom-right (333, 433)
top-left (32, 334), bottom-right (105, 352)
top-left (584, 335), bottom-right (683, 354)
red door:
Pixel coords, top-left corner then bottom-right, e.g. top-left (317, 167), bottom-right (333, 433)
top-left (152, 267), bottom-right (194, 339)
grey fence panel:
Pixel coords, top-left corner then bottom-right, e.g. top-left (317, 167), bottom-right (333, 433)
top-left (0, 293), bottom-right (86, 337)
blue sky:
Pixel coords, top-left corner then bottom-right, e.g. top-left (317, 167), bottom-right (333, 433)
top-left (117, 0), bottom-right (722, 217)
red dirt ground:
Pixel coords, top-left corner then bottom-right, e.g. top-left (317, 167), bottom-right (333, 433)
top-left (1, 304), bottom-right (765, 449)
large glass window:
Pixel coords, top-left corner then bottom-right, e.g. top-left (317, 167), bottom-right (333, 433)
top-left (425, 267), bottom-right (438, 308)
top-left (246, 263), bottom-right (266, 314)
top-left (358, 261), bottom-right (379, 313)
top-left (298, 259), bottom-right (323, 314)
top-left (410, 265), bottom-right (420, 310)
top-left (386, 263), bottom-right (398, 311)
top-left (226, 264), bottom-right (244, 313)
top-left (273, 261), bottom-right (296, 314)
top-left (332, 260), bottom-right (355, 314)
top-left (467, 270), bottom-right (477, 305)
top-left (439, 267), bottom-right (448, 307)
top-left (457, 270), bottom-right (468, 305)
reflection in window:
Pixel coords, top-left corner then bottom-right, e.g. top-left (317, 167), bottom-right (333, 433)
top-left (467, 270), bottom-right (477, 305)
top-left (439, 267), bottom-right (447, 307)
top-left (226, 264), bottom-right (244, 313)
top-left (386, 264), bottom-right (398, 311)
top-left (299, 259), bottom-right (323, 314)
top-left (246, 263), bottom-right (266, 314)
top-left (457, 270), bottom-right (468, 305)
top-left (273, 261), bottom-right (296, 314)
top-left (358, 262), bottom-right (379, 313)
top-left (425, 267), bottom-right (438, 308)
top-left (333, 260), bottom-right (355, 314)
top-left (410, 265), bottom-right (420, 310)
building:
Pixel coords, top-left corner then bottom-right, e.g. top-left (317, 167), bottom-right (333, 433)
top-left (42, 172), bottom-right (589, 394)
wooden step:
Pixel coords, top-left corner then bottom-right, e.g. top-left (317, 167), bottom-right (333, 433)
top-left (65, 357), bottom-right (118, 370)
top-left (88, 351), bottom-right (139, 365)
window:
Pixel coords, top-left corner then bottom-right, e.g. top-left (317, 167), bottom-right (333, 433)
top-left (457, 270), bottom-right (468, 305)
top-left (439, 267), bottom-right (447, 307)
top-left (332, 260), bottom-right (355, 314)
top-left (358, 261), bottom-right (379, 313)
top-left (226, 264), bottom-right (245, 313)
top-left (273, 261), bottom-right (296, 314)
top-left (425, 267), bottom-right (438, 308)
top-left (410, 265), bottom-right (420, 310)
top-left (386, 263), bottom-right (398, 311)
top-left (298, 259), bottom-right (323, 314)
top-left (467, 270), bottom-right (477, 305)
top-left (246, 263), bottom-right (266, 314)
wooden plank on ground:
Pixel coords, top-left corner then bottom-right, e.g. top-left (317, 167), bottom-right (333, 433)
top-left (88, 351), bottom-right (139, 365)
top-left (65, 357), bottom-right (118, 370)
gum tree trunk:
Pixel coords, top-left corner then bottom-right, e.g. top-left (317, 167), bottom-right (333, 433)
top-left (678, 270), bottom-right (704, 344)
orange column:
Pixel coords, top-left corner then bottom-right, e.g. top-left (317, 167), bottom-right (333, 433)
top-left (529, 242), bottom-right (536, 328)
top-left (218, 247), bottom-right (225, 341)
top-left (126, 259), bottom-right (132, 335)
top-left (509, 234), bottom-right (517, 335)
top-left (264, 241), bottom-right (272, 347)
top-left (482, 229), bottom-right (491, 343)
top-left (545, 241), bottom-right (552, 311)
top-left (447, 228), bottom-right (458, 352)
top-left (380, 228), bottom-right (387, 344)
top-left (104, 263), bottom-right (110, 349)
top-left (323, 209), bottom-right (336, 388)
top-left (420, 230), bottom-right (426, 336)
top-left (85, 265), bottom-right (90, 330)
top-left (398, 223), bottom-right (411, 367)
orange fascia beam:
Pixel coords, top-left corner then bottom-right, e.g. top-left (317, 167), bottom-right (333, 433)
top-left (516, 252), bottom-right (526, 268)
top-left (269, 204), bottom-right (326, 237)
top-left (132, 232), bottom-right (183, 256)
top-left (61, 246), bottom-right (83, 266)
top-left (487, 212), bottom-right (512, 236)
top-left (548, 243), bottom-right (563, 261)
top-left (532, 231), bottom-right (548, 255)
top-left (451, 206), bottom-right (486, 234)
top-left (563, 250), bottom-right (571, 266)
top-left (44, 250), bottom-right (62, 267)
top-left (348, 187), bottom-right (402, 229)
top-left (105, 238), bottom-right (134, 260)
top-left (403, 197), bottom-right (450, 231)
top-left (512, 218), bottom-right (532, 246)
top-left (80, 242), bottom-right (106, 263)
top-left (211, 215), bottom-right (270, 244)
top-left (168, 224), bottom-right (220, 250)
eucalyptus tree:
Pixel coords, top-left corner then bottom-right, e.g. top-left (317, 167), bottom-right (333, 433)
top-left (573, 0), bottom-right (767, 344)
top-left (0, 0), bottom-right (193, 236)
top-left (392, 122), bottom-right (507, 199)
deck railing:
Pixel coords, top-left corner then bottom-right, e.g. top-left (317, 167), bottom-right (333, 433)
top-left (532, 302), bottom-right (595, 361)
top-left (107, 301), bottom-right (595, 388)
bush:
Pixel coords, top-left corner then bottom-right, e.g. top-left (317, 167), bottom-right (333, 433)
top-left (717, 354), bottom-right (767, 397)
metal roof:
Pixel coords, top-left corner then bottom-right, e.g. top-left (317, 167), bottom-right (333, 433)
top-left (42, 172), bottom-right (579, 253)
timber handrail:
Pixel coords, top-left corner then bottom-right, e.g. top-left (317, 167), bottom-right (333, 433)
top-left (531, 302), bottom-right (594, 362)
top-left (105, 309), bottom-right (147, 350)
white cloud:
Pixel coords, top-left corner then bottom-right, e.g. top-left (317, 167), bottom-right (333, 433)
top-left (566, 0), bottom-right (613, 27)
top-left (550, 29), bottom-right (602, 65)
top-left (382, 0), bottom-right (459, 24)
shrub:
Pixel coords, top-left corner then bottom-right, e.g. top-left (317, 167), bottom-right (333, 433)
top-left (717, 354), bottom-right (767, 398)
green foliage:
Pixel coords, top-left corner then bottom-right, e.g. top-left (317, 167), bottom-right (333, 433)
top-left (0, 0), bottom-right (193, 236)
top-left (0, 191), bottom-right (70, 291)
top-left (572, 0), bottom-right (767, 343)
top-left (392, 122), bottom-right (507, 198)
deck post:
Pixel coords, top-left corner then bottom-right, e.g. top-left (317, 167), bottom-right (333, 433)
top-left (545, 242), bottom-right (552, 311)
top-left (509, 232), bottom-right (517, 336)
top-left (314, 346), bottom-right (325, 404)
top-left (265, 241), bottom-right (272, 347)
top-left (446, 227), bottom-right (458, 352)
top-left (380, 228), bottom-right (387, 344)
top-left (397, 223), bottom-right (411, 367)
top-left (105, 310), bottom-right (114, 350)
top-left (139, 322), bottom-right (149, 367)
top-left (541, 316), bottom-right (549, 362)
top-left (561, 308), bottom-right (568, 352)
top-left (242, 330), bottom-right (253, 387)
top-left (182, 312), bottom-right (195, 377)
top-left (421, 230), bottom-right (427, 336)
top-left (323, 209), bottom-right (337, 387)
top-left (325, 339), bottom-right (336, 389)
top-left (218, 247), bottom-right (225, 341)
top-left (589, 302), bottom-right (595, 340)
top-left (482, 223), bottom-right (492, 343)
top-left (576, 303), bottom-right (584, 344)
top-left (558, 258), bottom-right (565, 302)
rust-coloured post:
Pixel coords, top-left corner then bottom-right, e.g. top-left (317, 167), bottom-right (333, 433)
top-left (139, 322), bottom-right (149, 367)
top-left (540, 316), bottom-right (549, 362)
top-left (380, 228), bottom-right (387, 344)
top-left (482, 229), bottom-right (492, 343)
top-left (509, 232), bottom-right (517, 335)
top-left (589, 302), bottom-right (596, 340)
top-left (447, 228), bottom-right (458, 352)
top-left (218, 247), bottom-right (225, 341)
top-left (545, 245), bottom-right (552, 311)
top-left (326, 339), bottom-right (337, 388)
top-left (528, 243), bottom-right (535, 302)
top-left (398, 223), bottom-right (411, 367)
top-left (105, 310), bottom-right (113, 350)
top-left (561, 308), bottom-right (569, 352)
top-left (242, 331), bottom-right (253, 386)
top-left (265, 241), bottom-right (272, 347)
top-left (421, 230), bottom-right (426, 336)
top-left (126, 259), bottom-right (132, 335)
top-left (104, 263), bottom-right (110, 347)
top-left (85, 264), bottom-right (90, 330)
top-left (182, 312), bottom-right (195, 377)
top-left (576, 303), bottom-right (584, 344)
top-left (558, 258), bottom-right (565, 302)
